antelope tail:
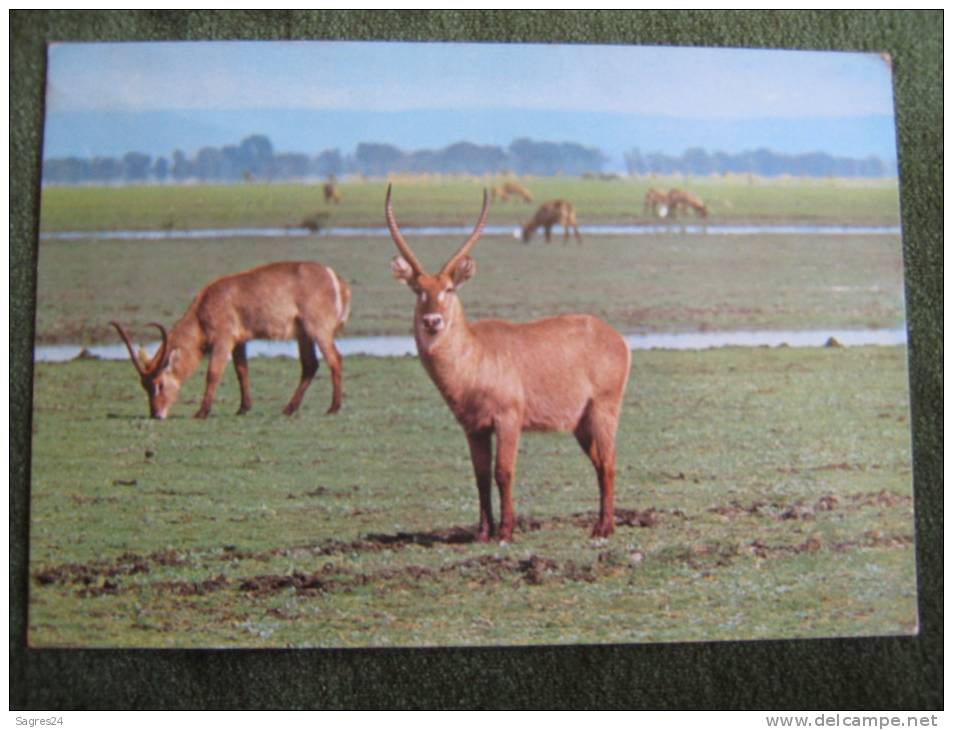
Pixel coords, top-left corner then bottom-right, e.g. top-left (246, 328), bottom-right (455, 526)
top-left (330, 268), bottom-right (352, 335)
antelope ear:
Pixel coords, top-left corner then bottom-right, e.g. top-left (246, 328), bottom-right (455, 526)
top-left (390, 255), bottom-right (418, 288)
top-left (450, 255), bottom-right (475, 288)
top-left (166, 347), bottom-right (180, 372)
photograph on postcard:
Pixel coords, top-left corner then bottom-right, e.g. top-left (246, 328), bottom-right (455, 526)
top-left (29, 40), bottom-right (915, 648)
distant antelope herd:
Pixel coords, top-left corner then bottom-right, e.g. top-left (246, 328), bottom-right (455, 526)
top-left (109, 179), bottom-right (719, 542)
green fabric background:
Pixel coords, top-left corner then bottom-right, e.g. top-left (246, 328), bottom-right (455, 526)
top-left (9, 10), bottom-right (941, 710)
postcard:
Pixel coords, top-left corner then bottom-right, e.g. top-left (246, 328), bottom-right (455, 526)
top-left (29, 40), bottom-right (914, 648)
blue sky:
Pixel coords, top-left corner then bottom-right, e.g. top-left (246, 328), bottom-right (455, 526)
top-left (43, 41), bottom-right (898, 163)
top-left (47, 40), bottom-right (894, 118)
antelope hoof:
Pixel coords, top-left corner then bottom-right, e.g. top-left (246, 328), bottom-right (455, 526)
top-left (194, 407), bottom-right (210, 419)
top-left (236, 405), bottom-right (251, 416)
top-left (590, 522), bottom-right (614, 539)
top-left (326, 402), bottom-right (341, 415)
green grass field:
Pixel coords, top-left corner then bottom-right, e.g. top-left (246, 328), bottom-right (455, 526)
top-left (29, 349), bottom-right (916, 647)
top-left (36, 231), bottom-right (904, 344)
top-left (39, 175), bottom-right (901, 232)
top-left (28, 177), bottom-right (915, 647)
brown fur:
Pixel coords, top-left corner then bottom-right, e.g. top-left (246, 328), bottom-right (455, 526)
top-left (323, 182), bottom-right (341, 204)
top-left (387, 186), bottom-right (630, 541)
top-left (643, 187), bottom-right (668, 216)
top-left (666, 188), bottom-right (708, 218)
top-left (489, 185), bottom-right (508, 202)
top-left (490, 180), bottom-right (534, 203)
top-left (522, 199), bottom-right (582, 244)
top-left (111, 261), bottom-right (350, 419)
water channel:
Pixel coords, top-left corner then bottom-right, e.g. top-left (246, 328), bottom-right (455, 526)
top-left (35, 222), bottom-right (905, 362)
top-left (39, 223), bottom-right (901, 242)
top-left (34, 328), bottom-right (907, 363)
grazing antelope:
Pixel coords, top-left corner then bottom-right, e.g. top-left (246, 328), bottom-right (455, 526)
top-left (521, 199), bottom-right (582, 244)
top-left (111, 261), bottom-right (350, 420)
top-left (666, 188), bottom-right (708, 218)
top-left (489, 185), bottom-right (509, 203)
top-left (387, 186), bottom-right (631, 541)
top-left (643, 187), bottom-right (669, 217)
top-left (323, 181), bottom-right (341, 204)
top-left (490, 180), bottom-right (534, 203)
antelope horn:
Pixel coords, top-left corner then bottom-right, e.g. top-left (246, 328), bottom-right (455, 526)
top-left (440, 188), bottom-right (490, 277)
top-left (385, 184), bottom-right (425, 275)
top-left (110, 321), bottom-right (150, 378)
top-left (148, 322), bottom-right (171, 371)
top-left (110, 321), bottom-right (170, 378)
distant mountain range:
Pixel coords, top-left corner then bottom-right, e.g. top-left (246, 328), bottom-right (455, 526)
top-left (42, 108), bottom-right (899, 172)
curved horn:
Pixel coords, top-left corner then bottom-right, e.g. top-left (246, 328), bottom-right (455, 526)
top-left (110, 320), bottom-right (150, 378)
top-left (385, 184), bottom-right (425, 275)
top-left (148, 322), bottom-right (171, 371)
top-left (440, 189), bottom-right (490, 277)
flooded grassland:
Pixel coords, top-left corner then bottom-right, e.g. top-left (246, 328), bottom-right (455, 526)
top-left (28, 177), bottom-right (915, 647)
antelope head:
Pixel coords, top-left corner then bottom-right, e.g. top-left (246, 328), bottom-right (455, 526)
top-left (387, 185), bottom-right (489, 347)
top-left (110, 321), bottom-right (180, 419)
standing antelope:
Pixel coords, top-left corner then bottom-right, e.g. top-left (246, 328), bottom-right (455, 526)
top-left (666, 188), bottom-right (708, 218)
top-left (111, 261), bottom-right (350, 420)
top-left (323, 181), bottom-right (341, 204)
top-left (387, 186), bottom-right (631, 541)
top-left (643, 187), bottom-right (669, 217)
top-left (521, 199), bottom-right (582, 244)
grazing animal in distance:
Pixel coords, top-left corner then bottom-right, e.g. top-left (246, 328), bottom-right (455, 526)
top-left (643, 187), bottom-right (669, 217)
top-left (490, 180), bottom-right (534, 203)
top-left (386, 185), bottom-right (631, 541)
top-left (666, 188), bottom-right (708, 218)
top-left (521, 199), bottom-right (582, 244)
top-left (489, 185), bottom-right (509, 203)
top-left (111, 261), bottom-right (351, 420)
top-left (323, 181), bottom-right (341, 204)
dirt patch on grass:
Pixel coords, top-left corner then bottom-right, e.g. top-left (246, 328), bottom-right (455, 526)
top-left (69, 494), bottom-right (120, 506)
top-left (849, 490), bottom-right (912, 508)
top-left (153, 574), bottom-right (231, 597)
top-left (355, 508), bottom-right (667, 549)
top-left (365, 526), bottom-right (478, 547)
top-left (33, 549), bottom-right (184, 587)
top-left (37, 523), bottom-right (915, 600)
top-left (32, 491), bottom-right (914, 599)
top-left (707, 490), bottom-right (911, 522)
top-left (239, 571), bottom-right (328, 596)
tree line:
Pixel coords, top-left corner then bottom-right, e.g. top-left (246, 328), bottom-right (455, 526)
top-left (624, 146), bottom-right (894, 178)
top-left (41, 134), bottom-right (894, 185)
